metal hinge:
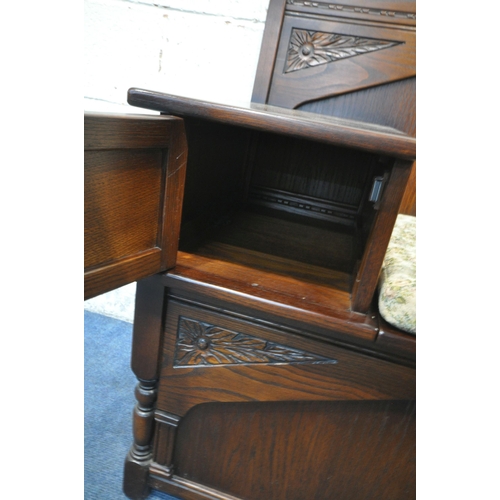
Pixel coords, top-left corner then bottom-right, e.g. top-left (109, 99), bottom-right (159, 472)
top-left (369, 172), bottom-right (389, 209)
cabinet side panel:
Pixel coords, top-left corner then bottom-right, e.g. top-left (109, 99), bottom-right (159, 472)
top-left (171, 400), bottom-right (416, 500)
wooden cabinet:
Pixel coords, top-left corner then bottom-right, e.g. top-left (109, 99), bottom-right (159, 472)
top-left (84, 1), bottom-right (416, 498)
top-left (120, 90), bottom-right (415, 500)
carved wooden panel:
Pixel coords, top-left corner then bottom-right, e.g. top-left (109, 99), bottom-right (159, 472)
top-left (156, 299), bottom-right (416, 417)
top-left (285, 28), bottom-right (401, 73)
top-left (259, 12), bottom-right (415, 109)
top-left (175, 317), bottom-right (338, 367)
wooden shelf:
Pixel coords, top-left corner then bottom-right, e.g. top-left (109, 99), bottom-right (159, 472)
top-left (196, 242), bottom-right (352, 292)
top-left (165, 250), bottom-right (378, 343)
top-left (180, 207), bottom-right (359, 287)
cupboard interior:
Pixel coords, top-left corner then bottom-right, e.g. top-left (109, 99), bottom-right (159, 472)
top-left (178, 118), bottom-right (390, 297)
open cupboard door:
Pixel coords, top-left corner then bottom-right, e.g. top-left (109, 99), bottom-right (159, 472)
top-left (84, 113), bottom-right (187, 300)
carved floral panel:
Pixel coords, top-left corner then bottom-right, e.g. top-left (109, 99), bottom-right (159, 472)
top-left (174, 317), bottom-right (338, 367)
top-left (285, 29), bottom-right (401, 73)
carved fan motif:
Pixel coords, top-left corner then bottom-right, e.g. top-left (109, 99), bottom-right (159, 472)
top-left (174, 317), bottom-right (338, 367)
top-left (285, 29), bottom-right (401, 73)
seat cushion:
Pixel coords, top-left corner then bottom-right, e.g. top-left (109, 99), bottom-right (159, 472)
top-left (378, 214), bottom-right (416, 334)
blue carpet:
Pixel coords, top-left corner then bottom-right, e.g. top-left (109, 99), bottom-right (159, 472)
top-left (84, 310), bottom-right (180, 500)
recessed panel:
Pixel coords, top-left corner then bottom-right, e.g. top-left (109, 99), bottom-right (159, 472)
top-left (84, 148), bottom-right (164, 269)
top-left (268, 14), bottom-right (415, 109)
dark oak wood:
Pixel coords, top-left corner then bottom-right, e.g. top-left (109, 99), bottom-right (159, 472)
top-left (166, 400), bottom-right (415, 500)
top-left (119, 2), bottom-right (417, 498)
top-left (147, 400), bottom-right (415, 500)
top-left (165, 252), bottom-right (377, 343)
top-left (85, 148), bottom-right (163, 269)
top-left (252, 0), bottom-right (287, 103)
top-left (399, 161), bottom-right (416, 215)
top-left (251, 0), bottom-right (417, 221)
top-left (84, 113), bottom-right (187, 299)
top-left (251, 0), bottom-right (288, 104)
top-left (149, 399), bottom-right (416, 500)
top-left (252, 1), bottom-right (416, 112)
top-left (126, 91), bottom-right (414, 317)
top-left (264, 15), bottom-right (415, 110)
top-left (300, 77), bottom-right (416, 137)
top-left (149, 476), bottom-right (240, 500)
top-left (125, 72), bottom-right (415, 500)
top-left (82, 3), bottom-right (417, 497)
top-left (285, 0), bottom-right (416, 27)
top-left (130, 275), bottom-right (168, 381)
top-left (127, 89), bottom-right (416, 161)
top-left (124, 275), bottom-right (169, 499)
top-left (351, 159), bottom-right (413, 312)
top-left (155, 300), bottom-right (414, 418)
top-left (151, 411), bottom-right (180, 479)
top-left (123, 380), bottom-right (157, 500)
top-left (376, 312), bottom-right (416, 361)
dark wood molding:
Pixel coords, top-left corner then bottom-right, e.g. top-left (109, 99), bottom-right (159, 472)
top-left (149, 474), bottom-right (242, 500)
top-left (164, 253), bottom-right (378, 342)
top-left (399, 161), bottom-right (416, 215)
top-left (252, 0), bottom-right (288, 103)
top-left (286, 0), bottom-right (416, 25)
top-left (127, 89), bottom-right (416, 160)
top-left (131, 275), bottom-right (168, 381)
top-left (150, 411), bottom-right (181, 479)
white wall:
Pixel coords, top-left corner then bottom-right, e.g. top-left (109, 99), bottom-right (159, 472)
top-left (84, 0), bottom-right (270, 320)
top-left (85, 0), bottom-right (270, 112)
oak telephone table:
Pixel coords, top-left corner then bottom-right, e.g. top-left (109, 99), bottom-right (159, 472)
top-left (85, 1), bottom-right (416, 498)
top-left (119, 88), bottom-right (416, 500)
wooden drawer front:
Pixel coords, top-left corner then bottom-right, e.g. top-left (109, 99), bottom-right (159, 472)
top-left (157, 299), bottom-right (415, 416)
top-left (84, 113), bottom-right (187, 299)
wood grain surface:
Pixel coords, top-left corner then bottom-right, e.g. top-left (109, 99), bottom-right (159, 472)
top-left (84, 113), bottom-right (187, 299)
top-left (127, 89), bottom-right (416, 160)
top-left (155, 300), bottom-right (415, 417)
top-left (266, 14), bottom-right (415, 110)
top-left (164, 252), bottom-right (378, 342)
top-left (164, 400), bottom-right (416, 500)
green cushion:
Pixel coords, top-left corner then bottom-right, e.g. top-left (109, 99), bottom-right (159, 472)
top-left (378, 214), bottom-right (416, 334)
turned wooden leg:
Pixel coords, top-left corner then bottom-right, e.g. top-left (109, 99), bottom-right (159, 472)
top-left (123, 379), bottom-right (157, 500)
top-left (124, 275), bottom-right (167, 498)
